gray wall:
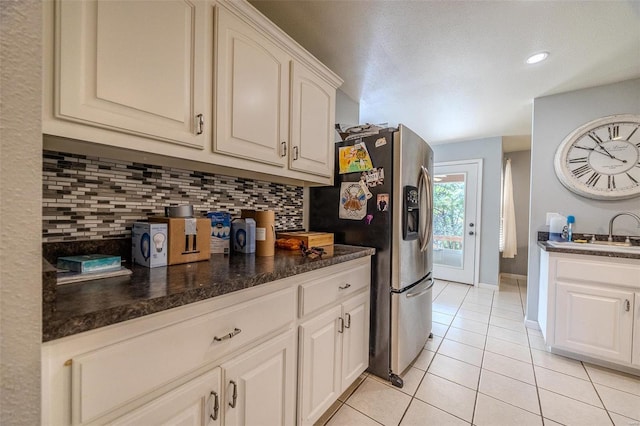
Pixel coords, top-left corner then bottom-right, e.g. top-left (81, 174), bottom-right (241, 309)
top-left (500, 150), bottom-right (531, 276)
top-left (432, 137), bottom-right (503, 286)
top-left (527, 78), bottom-right (640, 324)
top-left (0, 0), bottom-right (43, 423)
top-left (335, 89), bottom-right (360, 140)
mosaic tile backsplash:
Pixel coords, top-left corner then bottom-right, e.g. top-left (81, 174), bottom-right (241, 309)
top-left (43, 151), bottom-right (304, 242)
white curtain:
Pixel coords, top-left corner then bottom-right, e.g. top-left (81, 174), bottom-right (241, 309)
top-left (502, 158), bottom-right (517, 258)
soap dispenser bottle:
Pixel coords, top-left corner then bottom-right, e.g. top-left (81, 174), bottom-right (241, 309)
top-left (566, 215), bottom-right (575, 242)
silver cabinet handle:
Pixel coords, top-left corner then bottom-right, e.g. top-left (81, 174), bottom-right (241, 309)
top-left (625, 299), bottom-right (631, 312)
top-left (281, 141), bottom-right (287, 157)
top-left (338, 283), bottom-right (351, 290)
top-left (228, 380), bottom-right (237, 408)
top-left (338, 317), bottom-right (344, 333)
top-left (293, 146), bottom-right (299, 160)
top-left (209, 391), bottom-right (219, 421)
top-left (195, 114), bottom-right (204, 135)
top-left (344, 313), bottom-right (351, 329)
top-left (213, 327), bottom-right (242, 342)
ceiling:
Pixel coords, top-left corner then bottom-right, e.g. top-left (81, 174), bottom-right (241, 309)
top-left (249, 0), bottom-right (640, 148)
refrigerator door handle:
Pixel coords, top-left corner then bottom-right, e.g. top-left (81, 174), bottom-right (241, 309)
top-left (406, 277), bottom-right (434, 298)
top-left (418, 165), bottom-right (433, 252)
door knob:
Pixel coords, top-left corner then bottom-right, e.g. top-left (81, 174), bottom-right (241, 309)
top-left (469, 223), bottom-right (474, 227)
top-left (469, 231), bottom-right (475, 235)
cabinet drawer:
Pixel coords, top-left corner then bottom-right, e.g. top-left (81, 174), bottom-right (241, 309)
top-left (555, 257), bottom-right (640, 287)
top-left (299, 261), bottom-right (370, 317)
top-left (71, 287), bottom-right (296, 424)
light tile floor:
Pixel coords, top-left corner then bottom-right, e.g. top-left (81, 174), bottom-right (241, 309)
top-left (316, 276), bottom-right (640, 426)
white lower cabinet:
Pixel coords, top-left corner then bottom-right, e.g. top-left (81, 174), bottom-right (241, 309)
top-left (539, 250), bottom-right (640, 371)
top-left (42, 257), bottom-right (372, 426)
top-left (554, 282), bottom-right (634, 363)
top-left (298, 291), bottom-right (370, 426)
top-left (111, 367), bottom-right (222, 426)
top-left (221, 331), bottom-right (296, 426)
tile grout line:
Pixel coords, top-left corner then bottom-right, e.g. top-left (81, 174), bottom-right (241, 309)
top-left (582, 363), bottom-right (616, 425)
top-left (470, 282), bottom-right (495, 426)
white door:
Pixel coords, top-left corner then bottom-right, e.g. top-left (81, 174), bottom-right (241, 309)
top-left (289, 62), bottom-right (335, 178)
top-left (555, 282), bottom-right (634, 363)
top-left (340, 292), bottom-right (369, 391)
top-left (298, 305), bottom-right (342, 425)
top-left (111, 368), bottom-right (221, 426)
top-left (56, 0), bottom-right (207, 148)
top-left (214, 5), bottom-right (290, 167)
top-left (633, 292), bottom-right (640, 366)
top-left (432, 160), bottom-right (482, 285)
top-left (222, 330), bottom-right (296, 426)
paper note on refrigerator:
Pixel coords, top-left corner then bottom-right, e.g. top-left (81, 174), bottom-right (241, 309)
top-left (338, 142), bottom-right (374, 174)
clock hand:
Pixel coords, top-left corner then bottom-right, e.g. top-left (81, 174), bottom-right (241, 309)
top-left (573, 146), bottom-right (627, 163)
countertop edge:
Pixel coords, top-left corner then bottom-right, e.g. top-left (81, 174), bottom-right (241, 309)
top-left (537, 241), bottom-right (640, 260)
top-left (43, 245), bottom-right (375, 342)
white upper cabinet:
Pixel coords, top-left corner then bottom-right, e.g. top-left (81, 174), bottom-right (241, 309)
top-left (289, 62), bottom-right (335, 178)
top-left (54, 0), bottom-right (208, 148)
top-left (214, 5), bottom-right (290, 167)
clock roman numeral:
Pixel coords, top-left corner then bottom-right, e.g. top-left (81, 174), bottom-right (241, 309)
top-left (568, 157), bottom-right (588, 164)
top-left (608, 175), bottom-right (616, 190)
top-left (627, 172), bottom-right (639, 186)
top-left (626, 126), bottom-right (639, 142)
top-left (588, 132), bottom-right (604, 145)
top-left (586, 172), bottom-right (601, 187)
top-left (572, 164), bottom-right (592, 178)
top-left (608, 125), bottom-right (619, 140)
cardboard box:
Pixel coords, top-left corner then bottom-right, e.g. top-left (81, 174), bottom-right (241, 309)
top-left (148, 217), bottom-right (211, 265)
top-left (206, 212), bottom-right (231, 254)
top-left (132, 222), bottom-right (168, 268)
top-left (276, 231), bottom-right (334, 247)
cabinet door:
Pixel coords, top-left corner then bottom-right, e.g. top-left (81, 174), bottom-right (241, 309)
top-left (633, 293), bottom-right (640, 366)
top-left (555, 282), bottom-right (634, 363)
top-left (111, 367), bottom-right (221, 426)
top-left (55, 0), bottom-right (207, 148)
top-left (222, 330), bottom-right (296, 426)
top-left (341, 292), bottom-right (370, 392)
top-left (214, 6), bottom-right (290, 167)
top-left (289, 62), bottom-right (335, 178)
top-left (298, 305), bottom-right (343, 426)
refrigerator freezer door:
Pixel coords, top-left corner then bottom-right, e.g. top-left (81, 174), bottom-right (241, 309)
top-left (392, 124), bottom-right (434, 290)
top-left (390, 276), bottom-right (433, 375)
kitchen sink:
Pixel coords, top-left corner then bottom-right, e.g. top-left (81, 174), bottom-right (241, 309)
top-left (547, 241), bottom-right (640, 254)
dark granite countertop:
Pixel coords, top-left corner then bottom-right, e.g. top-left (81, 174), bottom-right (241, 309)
top-left (43, 245), bottom-right (375, 342)
top-left (537, 241), bottom-right (640, 260)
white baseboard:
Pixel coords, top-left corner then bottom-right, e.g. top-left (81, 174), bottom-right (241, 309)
top-left (499, 272), bottom-right (528, 281)
top-left (524, 319), bottom-right (540, 331)
top-left (477, 282), bottom-right (499, 290)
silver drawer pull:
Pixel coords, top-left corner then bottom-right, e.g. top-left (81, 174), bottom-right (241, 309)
top-left (229, 380), bottom-right (238, 408)
top-left (345, 313), bottom-right (351, 329)
top-left (209, 391), bottom-right (219, 421)
top-left (338, 283), bottom-right (351, 290)
top-left (213, 327), bottom-right (242, 342)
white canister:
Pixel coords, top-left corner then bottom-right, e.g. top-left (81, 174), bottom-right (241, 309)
top-left (549, 215), bottom-right (567, 242)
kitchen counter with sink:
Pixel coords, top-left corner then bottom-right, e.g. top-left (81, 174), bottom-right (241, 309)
top-left (42, 244), bottom-right (375, 342)
top-left (537, 233), bottom-right (640, 260)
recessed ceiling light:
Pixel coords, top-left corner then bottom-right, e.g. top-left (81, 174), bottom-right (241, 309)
top-left (526, 51), bottom-right (549, 65)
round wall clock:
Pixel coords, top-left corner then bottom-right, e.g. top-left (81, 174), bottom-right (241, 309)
top-left (554, 114), bottom-right (640, 200)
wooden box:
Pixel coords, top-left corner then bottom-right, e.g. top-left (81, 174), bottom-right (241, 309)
top-left (148, 217), bottom-right (210, 265)
top-left (276, 231), bottom-right (334, 247)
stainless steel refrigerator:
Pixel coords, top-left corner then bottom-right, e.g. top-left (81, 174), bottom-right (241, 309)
top-left (309, 124), bottom-right (433, 388)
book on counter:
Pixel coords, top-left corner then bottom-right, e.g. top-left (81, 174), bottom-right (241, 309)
top-left (57, 254), bottom-right (122, 273)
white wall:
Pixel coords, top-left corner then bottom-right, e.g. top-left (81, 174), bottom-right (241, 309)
top-left (335, 89), bottom-right (360, 140)
top-left (526, 78), bottom-right (640, 323)
top-left (432, 137), bottom-right (503, 286)
top-left (0, 0), bottom-right (43, 423)
top-left (500, 150), bottom-right (531, 276)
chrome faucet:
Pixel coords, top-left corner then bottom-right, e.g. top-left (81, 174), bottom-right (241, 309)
top-left (608, 212), bottom-right (640, 242)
